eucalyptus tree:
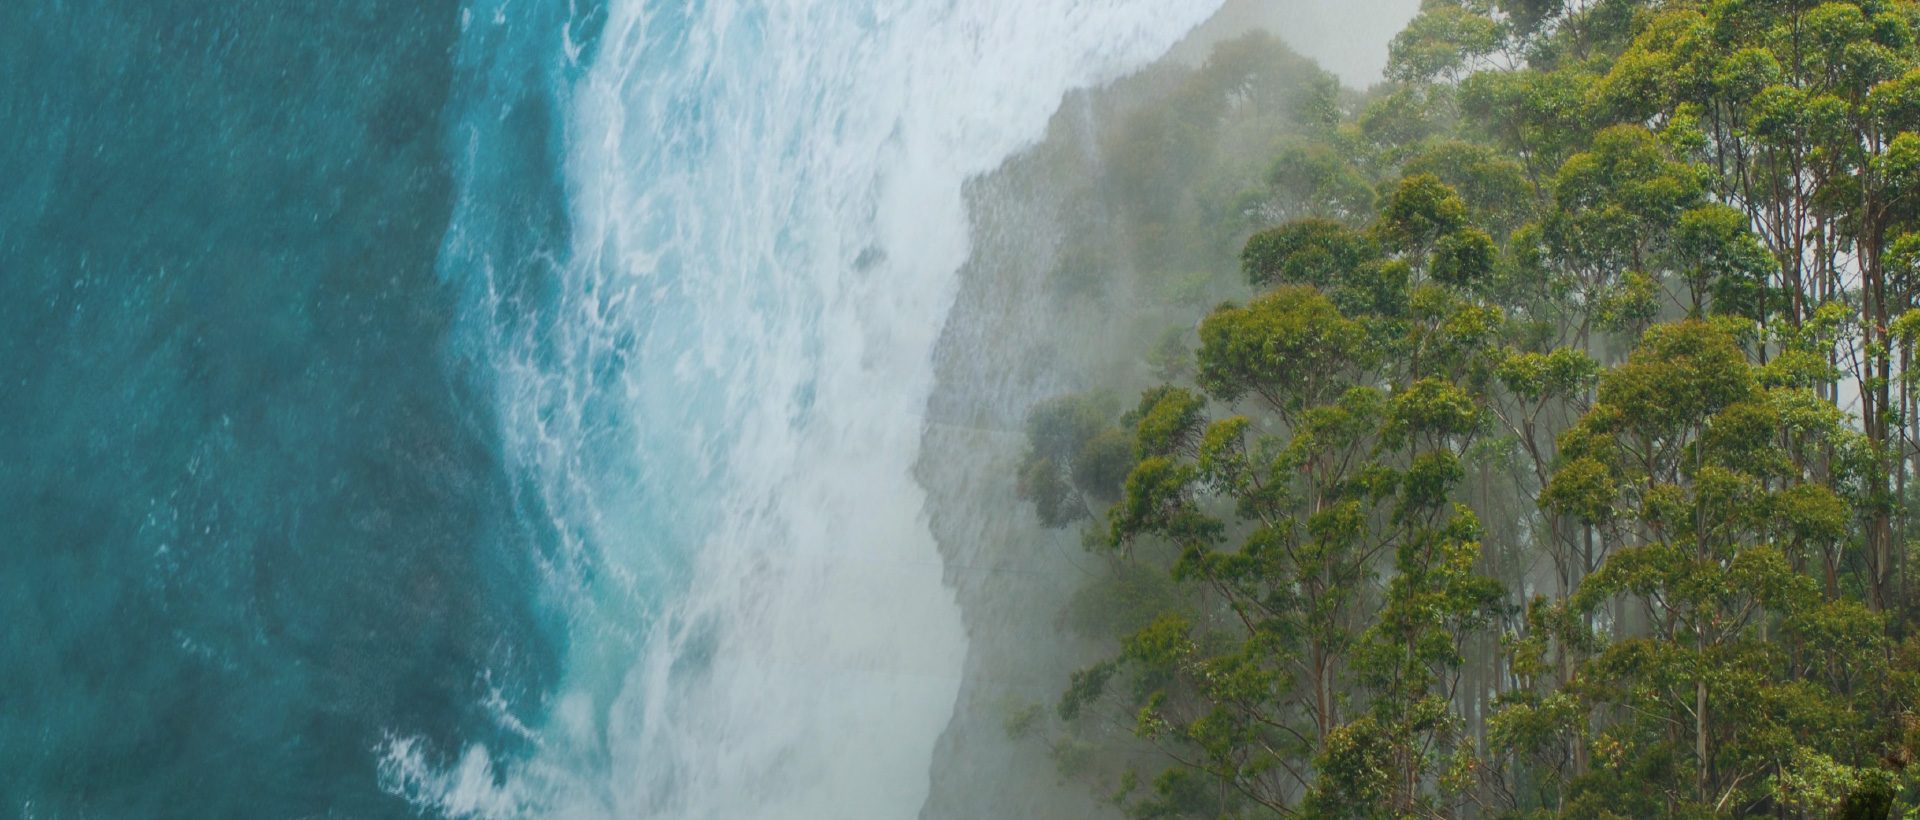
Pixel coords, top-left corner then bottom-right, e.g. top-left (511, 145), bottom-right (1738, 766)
top-left (1010, 1), bottom-right (1920, 814)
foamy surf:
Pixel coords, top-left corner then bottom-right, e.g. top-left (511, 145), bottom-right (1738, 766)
top-left (394, 1), bottom-right (1223, 816)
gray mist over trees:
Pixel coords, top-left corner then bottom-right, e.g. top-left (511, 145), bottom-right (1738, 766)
top-left (917, 4), bottom-right (1415, 816)
top-left (1173, 0), bottom-right (1423, 87)
top-left (934, 0), bottom-right (1920, 815)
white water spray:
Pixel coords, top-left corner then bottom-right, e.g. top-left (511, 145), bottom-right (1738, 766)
top-left (390, 1), bottom-right (1224, 816)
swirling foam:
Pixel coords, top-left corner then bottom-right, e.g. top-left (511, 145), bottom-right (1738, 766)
top-left (396, 1), bottom-right (1222, 816)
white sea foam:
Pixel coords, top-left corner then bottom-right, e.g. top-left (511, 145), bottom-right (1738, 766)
top-left (395, 1), bottom-right (1222, 817)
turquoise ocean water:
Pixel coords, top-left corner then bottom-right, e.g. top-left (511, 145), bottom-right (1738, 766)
top-left (0, 2), bottom-right (578, 814)
top-left (0, 1), bottom-right (1216, 816)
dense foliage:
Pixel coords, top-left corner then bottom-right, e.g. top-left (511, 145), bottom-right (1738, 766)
top-left (1017, 1), bottom-right (1920, 815)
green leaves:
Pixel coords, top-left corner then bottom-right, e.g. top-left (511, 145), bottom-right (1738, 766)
top-left (1305, 717), bottom-right (1394, 817)
top-left (1595, 320), bottom-right (1754, 440)
top-left (1869, 66), bottom-right (1920, 131)
top-left (1670, 203), bottom-right (1776, 316)
top-left (1546, 126), bottom-right (1707, 280)
top-left (1265, 141), bottom-right (1378, 223)
top-left (1241, 218), bottom-right (1380, 288)
top-left (1026, 392), bottom-right (1114, 465)
top-left (1378, 173), bottom-right (1473, 259)
top-left (1075, 429), bottom-right (1136, 505)
top-left (1387, 377), bottom-right (1483, 444)
top-left (1197, 285), bottom-right (1367, 410)
top-left (1405, 140), bottom-right (1536, 236)
top-left (1497, 347), bottom-right (1599, 401)
top-left (1127, 386), bottom-right (1207, 459)
top-left (1018, 393), bottom-right (1127, 527)
top-left (1874, 131), bottom-right (1920, 207)
top-left (1024, 2), bottom-right (1920, 809)
top-left (1433, 226), bottom-right (1499, 287)
top-left (1593, 9), bottom-right (1713, 117)
top-left (1106, 456), bottom-right (1214, 550)
top-left (1772, 747), bottom-right (1897, 818)
top-left (1713, 46), bottom-right (1785, 102)
top-left (1805, 2), bottom-right (1895, 91)
top-left (1543, 455), bottom-right (1619, 524)
top-left (1388, 2), bottom-right (1505, 85)
top-left (1059, 660), bottom-right (1118, 721)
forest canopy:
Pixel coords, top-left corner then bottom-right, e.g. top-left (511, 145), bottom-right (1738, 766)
top-left (1013, 1), bottom-right (1920, 816)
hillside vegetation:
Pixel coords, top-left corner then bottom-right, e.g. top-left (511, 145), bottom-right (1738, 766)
top-left (1017, 1), bottom-right (1920, 816)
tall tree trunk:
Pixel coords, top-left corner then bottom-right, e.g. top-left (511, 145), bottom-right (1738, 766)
top-left (1867, 214), bottom-right (1896, 611)
top-left (1696, 673), bottom-right (1709, 805)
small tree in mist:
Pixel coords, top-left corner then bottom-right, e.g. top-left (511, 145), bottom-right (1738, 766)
top-left (1017, 392), bottom-right (1133, 528)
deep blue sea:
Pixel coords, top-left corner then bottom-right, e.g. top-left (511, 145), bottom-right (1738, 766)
top-left (0, 1), bottom-right (1217, 816)
top-left (0, 1), bottom-right (582, 815)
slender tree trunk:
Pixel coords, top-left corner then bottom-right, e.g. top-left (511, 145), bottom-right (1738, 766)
top-left (1696, 672), bottom-right (1709, 805)
top-left (1867, 214), bottom-right (1896, 611)
top-left (1313, 642), bottom-right (1331, 743)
